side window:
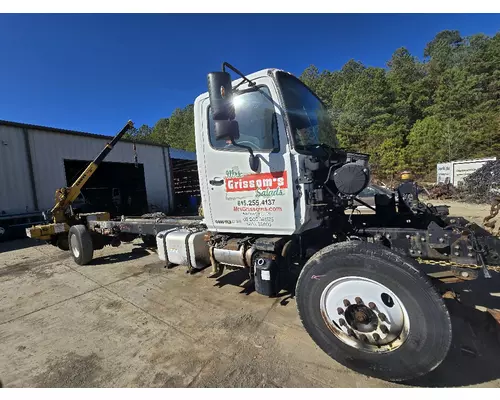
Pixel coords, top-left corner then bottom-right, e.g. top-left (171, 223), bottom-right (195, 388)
top-left (208, 86), bottom-right (279, 152)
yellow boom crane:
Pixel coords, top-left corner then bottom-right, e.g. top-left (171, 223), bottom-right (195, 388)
top-left (26, 120), bottom-right (134, 249)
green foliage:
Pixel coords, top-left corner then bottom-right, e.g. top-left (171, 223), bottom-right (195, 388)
top-left (299, 29), bottom-right (500, 179)
top-left (129, 29), bottom-right (499, 180)
top-left (124, 105), bottom-right (195, 152)
top-left (123, 124), bottom-right (153, 141)
top-left (165, 105), bottom-right (195, 152)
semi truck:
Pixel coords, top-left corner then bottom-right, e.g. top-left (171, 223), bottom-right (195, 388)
top-left (28, 62), bottom-right (500, 382)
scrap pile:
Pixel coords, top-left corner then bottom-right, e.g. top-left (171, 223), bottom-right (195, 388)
top-left (456, 160), bottom-right (500, 203)
top-left (426, 160), bottom-right (500, 203)
top-left (483, 196), bottom-right (500, 236)
top-left (427, 183), bottom-right (456, 200)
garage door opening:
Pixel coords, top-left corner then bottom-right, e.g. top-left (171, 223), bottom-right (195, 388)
top-left (64, 159), bottom-right (148, 217)
top-left (171, 158), bottom-right (201, 215)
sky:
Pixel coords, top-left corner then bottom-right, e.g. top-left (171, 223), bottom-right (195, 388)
top-left (0, 13), bottom-right (499, 135)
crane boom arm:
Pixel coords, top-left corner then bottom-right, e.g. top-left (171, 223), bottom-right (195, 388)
top-left (51, 120), bottom-right (134, 222)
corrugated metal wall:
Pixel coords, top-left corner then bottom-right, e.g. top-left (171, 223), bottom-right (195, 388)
top-left (0, 126), bottom-right (36, 214)
top-left (0, 122), bottom-right (180, 215)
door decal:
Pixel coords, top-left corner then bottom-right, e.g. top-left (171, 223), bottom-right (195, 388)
top-left (225, 171), bottom-right (287, 193)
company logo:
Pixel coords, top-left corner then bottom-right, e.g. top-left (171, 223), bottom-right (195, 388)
top-left (225, 171), bottom-right (288, 192)
top-left (220, 85), bottom-right (226, 98)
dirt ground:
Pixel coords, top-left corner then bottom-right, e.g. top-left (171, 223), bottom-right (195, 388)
top-left (424, 198), bottom-right (494, 226)
top-left (1, 200), bottom-right (500, 388)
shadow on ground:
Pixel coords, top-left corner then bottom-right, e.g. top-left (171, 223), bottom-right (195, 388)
top-left (0, 238), bottom-right (44, 254)
top-left (405, 276), bottom-right (500, 387)
top-left (212, 268), bottom-right (296, 302)
top-left (407, 299), bottom-right (500, 387)
top-left (89, 247), bottom-right (150, 266)
top-left (213, 268), bottom-right (256, 295)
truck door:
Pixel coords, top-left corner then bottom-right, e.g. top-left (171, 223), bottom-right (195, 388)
top-left (197, 76), bottom-right (296, 235)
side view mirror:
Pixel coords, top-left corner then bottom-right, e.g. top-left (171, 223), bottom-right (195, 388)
top-left (207, 64), bottom-right (258, 172)
top-left (214, 120), bottom-right (240, 141)
top-left (208, 71), bottom-right (241, 141)
top-left (207, 72), bottom-right (235, 121)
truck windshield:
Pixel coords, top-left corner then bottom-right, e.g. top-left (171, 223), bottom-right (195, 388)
top-left (276, 71), bottom-right (337, 151)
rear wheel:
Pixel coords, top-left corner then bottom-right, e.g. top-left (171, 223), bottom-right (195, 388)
top-left (56, 234), bottom-right (69, 251)
top-left (296, 241), bottom-right (452, 382)
top-left (68, 225), bottom-right (94, 265)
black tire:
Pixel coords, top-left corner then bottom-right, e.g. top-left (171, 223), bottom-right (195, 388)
top-left (56, 234), bottom-right (70, 251)
top-left (141, 235), bottom-right (157, 248)
top-left (68, 225), bottom-right (94, 265)
top-left (296, 240), bottom-right (452, 382)
top-left (0, 225), bottom-right (8, 242)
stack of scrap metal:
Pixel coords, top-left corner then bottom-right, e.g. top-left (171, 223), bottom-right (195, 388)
top-left (456, 160), bottom-right (500, 203)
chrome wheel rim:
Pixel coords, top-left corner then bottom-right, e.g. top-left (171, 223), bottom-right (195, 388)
top-left (320, 276), bottom-right (410, 353)
top-left (70, 234), bottom-right (80, 258)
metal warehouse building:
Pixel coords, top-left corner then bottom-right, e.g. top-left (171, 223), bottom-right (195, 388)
top-left (0, 120), bottom-right (200, 224)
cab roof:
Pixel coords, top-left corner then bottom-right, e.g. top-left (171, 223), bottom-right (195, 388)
top-left (194, 68), bottom-right (294, 105)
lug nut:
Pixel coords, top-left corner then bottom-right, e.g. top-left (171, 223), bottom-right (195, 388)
top-left (454, 252), bottom-right (459, 256)
top-left (455, 245), bottom-right (460, 250)
top-left (379, 313), bottom-right (387, 322)
top-left (461, 271), bottom-right (469, 278)
top-left (339, 318), bottom-right (346, 326)
top-left (373, 333), bottom-right (380, 341)
top-left (337, 307), bottom-right (344, 315)
top-left (380, 325), bottom-right (389, 334)
top-left (355, 297), bottom-right (363, 305)
top-left (439, 238), bottom-right (445, 243)
top-left (343, 299), bottom-right (350, 307)
top-left (368, 302), bottom-right (376, 309)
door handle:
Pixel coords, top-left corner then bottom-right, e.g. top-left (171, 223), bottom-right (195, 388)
top-left (209, 178), bottom-right (224, 186)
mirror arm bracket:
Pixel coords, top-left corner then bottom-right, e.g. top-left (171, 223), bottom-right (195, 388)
top-left (230, 138), bottom-right (254, 158)
top-left (222, 62), bottom-right (255, 88)
top-left (230, 138), bottom-right (259, 172)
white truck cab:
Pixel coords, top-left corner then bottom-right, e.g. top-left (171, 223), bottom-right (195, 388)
top-left (195, 68), bottom-right (337, 236)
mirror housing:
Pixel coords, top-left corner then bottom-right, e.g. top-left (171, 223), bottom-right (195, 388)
top-left (214, 120), bottom-right (240, 141)
top-left (207, 71), bottom-right (235, 121)
top-left (249, 154), bottom-right (260, 172)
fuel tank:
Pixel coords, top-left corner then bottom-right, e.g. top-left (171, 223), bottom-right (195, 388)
top-left (156, 229), bottom-right (211, 270)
